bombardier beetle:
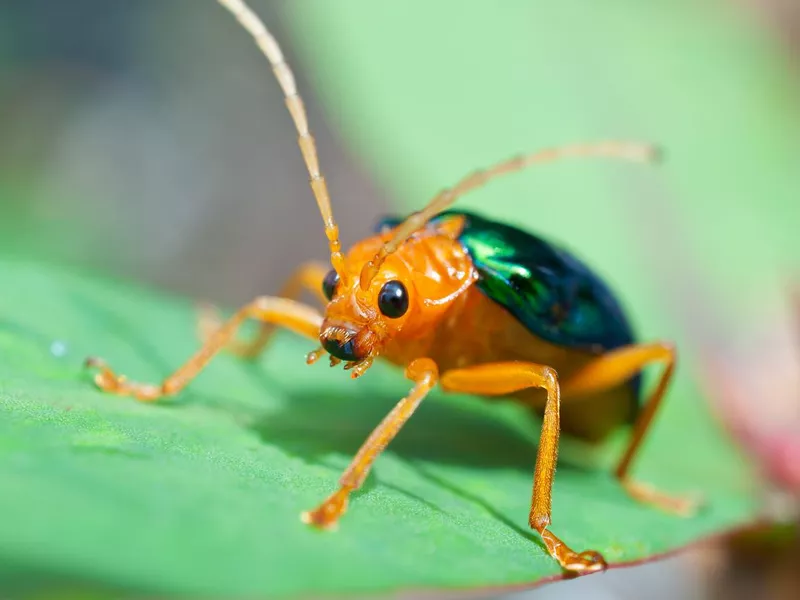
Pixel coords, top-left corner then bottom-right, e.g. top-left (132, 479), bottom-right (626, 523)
top-left (85, 0), bottom-right (696, 575)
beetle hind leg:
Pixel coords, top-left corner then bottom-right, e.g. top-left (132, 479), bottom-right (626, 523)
top-left (564, 342), bottom-right (700, 517)
top-left (619, 480), bottom-right (697, 516)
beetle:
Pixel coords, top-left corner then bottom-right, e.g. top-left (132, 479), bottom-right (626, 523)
top-left (85, 0), bottom-right (696, 575)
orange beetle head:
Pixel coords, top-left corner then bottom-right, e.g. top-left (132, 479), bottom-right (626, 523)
top-left (318, 253), bottom-right (413, 363)
top-left (316, 217), bottom-right (475, 372)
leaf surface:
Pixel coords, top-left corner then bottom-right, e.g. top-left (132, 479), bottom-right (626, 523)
top-left (0, 258), bottom-right (757, 596)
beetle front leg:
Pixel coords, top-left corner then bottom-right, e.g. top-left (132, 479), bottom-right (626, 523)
top-left (198, 262), bottom-right (329, 359)
top-left (85, 296), bottom-right (322, 402)
top-left (441, 362), bottom-right (607, 575)
top-left (302, 358), bottom-right (439, 528)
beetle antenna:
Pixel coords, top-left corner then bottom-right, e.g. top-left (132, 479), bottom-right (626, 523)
top-left (217, 0), bottom-right (346, 279)
top-left (360, 140), bottom-right (658, 289)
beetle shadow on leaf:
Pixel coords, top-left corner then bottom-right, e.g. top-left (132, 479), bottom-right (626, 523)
top-left (249, 386), bottom-right (598, 474)
top-left (405, 460), bottom-right (545, 548)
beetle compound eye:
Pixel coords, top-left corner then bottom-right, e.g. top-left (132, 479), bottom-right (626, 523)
top-left (378, 280), bottom-right (409, 318)
top-left (322, 269), bottom-right (339, 300)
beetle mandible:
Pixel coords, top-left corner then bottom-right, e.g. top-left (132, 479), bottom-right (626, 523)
top-left (85, 0), bottom-right (696, 575)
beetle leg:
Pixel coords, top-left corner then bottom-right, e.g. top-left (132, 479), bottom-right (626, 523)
top-left (198, 261), bottom-right (328, 359)
top-left (440, 362), bottom-right (607, 575)
top-left (301, 358), bottom-right (439, 528)
top-left (85, 296), bottom-right (322, 402)
top-left (563, 341), bottom-right (697, 516)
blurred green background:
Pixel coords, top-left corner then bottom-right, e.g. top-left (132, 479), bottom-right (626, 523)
top-left (0, 1), bottom-right (798, 598)
top-left (0, 0), bottom-right (386, 306)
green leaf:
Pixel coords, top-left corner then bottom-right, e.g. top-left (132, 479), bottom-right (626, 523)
top-left (0, 258), bottom-right (758, 597)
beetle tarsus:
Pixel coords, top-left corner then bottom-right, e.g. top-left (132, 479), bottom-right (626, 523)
top-left (84, 357), bottom-right (163, 402)
top-left (301, 487), bottom-right (351, 529)
top-left (539, 529), bottom-right (607, 575)
top-left (622, 480), bottom-right (700, 517)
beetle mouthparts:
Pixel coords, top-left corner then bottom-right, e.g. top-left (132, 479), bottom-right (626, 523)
top-left (322, 337), bottom-right (360, 361)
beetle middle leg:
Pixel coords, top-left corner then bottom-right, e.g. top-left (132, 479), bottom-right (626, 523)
top-left (440, 361), bottom-right (607, 575)
top-left (302, 358), bottom-right (439, 528)
top-left (198, 261), bottom-right (328, 359)
top-left (86, 296), bottom-right (322, 402)
top-left (563, 341), bottom-right (697, 516)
